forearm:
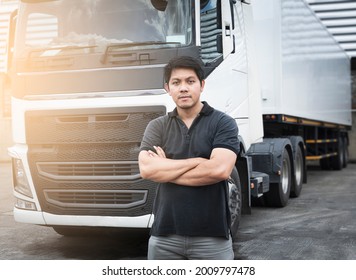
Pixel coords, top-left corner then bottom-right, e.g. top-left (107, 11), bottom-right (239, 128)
top-left (171, 159), bottom-right (233, 186)
top-left (139, 150), bottom-right (206, 183)
top-left (172, 148), bottom-right (237, 187)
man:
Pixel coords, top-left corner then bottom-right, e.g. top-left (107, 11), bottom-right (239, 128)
top-left (139, 56), bottom-right (239, 260)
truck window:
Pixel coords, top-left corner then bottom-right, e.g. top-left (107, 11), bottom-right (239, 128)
top-left (14, 0), bottom-right (192, 63)
top-left (200, 0), bottom-right (222, 65)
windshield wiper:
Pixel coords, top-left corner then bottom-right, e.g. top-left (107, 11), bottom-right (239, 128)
top-left (28, 45), bottom-right (97, 58)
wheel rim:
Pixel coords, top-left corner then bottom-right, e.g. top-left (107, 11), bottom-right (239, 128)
top-left (282, 158), bottom-right (290, 194)
top-left (295, 150), bottom-right (303, 186)
top-left (345, 146), bottom-right (349, 163)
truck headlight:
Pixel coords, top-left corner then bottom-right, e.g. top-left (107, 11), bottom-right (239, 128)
top-left (12, 158), bottom-right (33, 198)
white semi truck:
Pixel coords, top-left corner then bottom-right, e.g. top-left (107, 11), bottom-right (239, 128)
top-left (5, 0), bottom-right (351, 238)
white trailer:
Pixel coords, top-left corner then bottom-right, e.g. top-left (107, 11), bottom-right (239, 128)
top-left (245, 0), bottom-right (351, 208)
top-left (4, 0), bottom-right (351, 238)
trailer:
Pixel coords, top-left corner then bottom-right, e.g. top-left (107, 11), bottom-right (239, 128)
top-left (245, 0), bottom-right (351, 209)
top-left (254, 0), bottom-right (351, 168)
top-left (4, 0), bottom-right (351, 238)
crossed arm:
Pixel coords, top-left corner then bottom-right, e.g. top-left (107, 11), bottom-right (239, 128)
top-left (138, 146), bottom-right (237, 187)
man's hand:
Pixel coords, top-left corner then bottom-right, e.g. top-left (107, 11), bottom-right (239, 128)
top-left (147, 146), bottom-right (166, 158)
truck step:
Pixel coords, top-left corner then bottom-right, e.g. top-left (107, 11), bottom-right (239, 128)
top-left (250, 172), bottom-right (269, 198)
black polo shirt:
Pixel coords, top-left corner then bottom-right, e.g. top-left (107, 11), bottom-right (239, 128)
top-left (140, 101), bottom-right (239, 238)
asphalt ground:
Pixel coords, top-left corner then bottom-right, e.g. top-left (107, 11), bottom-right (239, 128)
top-left (235, 163), bottom-right (356, 260)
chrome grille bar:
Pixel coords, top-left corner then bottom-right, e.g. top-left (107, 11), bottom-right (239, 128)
top-left (44, 189), bottom-right (148, 209)
top-left (37, 161), bottom-right (140, 181)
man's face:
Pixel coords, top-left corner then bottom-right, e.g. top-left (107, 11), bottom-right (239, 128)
top-left (165, 68), bottom-right (205, 110)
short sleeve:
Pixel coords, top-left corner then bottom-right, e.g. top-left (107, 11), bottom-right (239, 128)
top-left (139, 116), bottom-right (165, 152)
top-left (212, 113), bottom-right (240, 156)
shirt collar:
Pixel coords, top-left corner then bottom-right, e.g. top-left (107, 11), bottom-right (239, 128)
top-left (168, 101), bottom-right (214, 118)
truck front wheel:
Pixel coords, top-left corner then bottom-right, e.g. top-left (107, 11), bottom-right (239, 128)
top-left (228, 168), bottom-right (242, 242)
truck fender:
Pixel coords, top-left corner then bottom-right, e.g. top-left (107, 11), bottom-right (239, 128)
top-left (235, 135), bottom-right (251, 215)
top-left (247, 138), bottom-right (294, 207)
top-left (235, 155), bottom-right (251, 215)
top-left (246, 138), bottom-right (293, 185)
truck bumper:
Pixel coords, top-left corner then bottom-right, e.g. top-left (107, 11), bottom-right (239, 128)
top-left (13, 207), bottom-right (153, 228)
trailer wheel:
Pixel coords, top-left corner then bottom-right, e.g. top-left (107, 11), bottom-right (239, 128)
top-left (320, 157), bottom-right (331, 170)
top-left (228, 168), bottom-right (242, 242)
top-left (331, 137), bottom-right (344, 170)
top-left (290, 144), bottom-right (303, 198)
top-left (265, 148), bottom-right (291, 207)
top-left (342, 136), bottom-right (348, 168)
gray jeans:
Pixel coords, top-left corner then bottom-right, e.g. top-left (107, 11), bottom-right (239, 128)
top-left (147, 234), bottom-right (234, 260)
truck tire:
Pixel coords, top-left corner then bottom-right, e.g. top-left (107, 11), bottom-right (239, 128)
top-left (290, 144), bottom-right (303, 198)
top-left (228, 168), bottom-right (242, 242)
top-left (320, 157), bottom-right (331, 170)
top-left (331, 137), bottom-right (344, 170)
top-left (265, 148), bottom-right (291, 207)
top-left (342, 136), bottom-right (348, 168)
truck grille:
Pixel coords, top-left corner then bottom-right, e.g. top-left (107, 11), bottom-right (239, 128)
top-left (44, 189), bottom-right (147, 209)
top-left (25, 107), bottom-right (164, 144)
top-left (26, 106), bottom-right (165, 216)
top-left (37, 161), bottom-right (140, 181)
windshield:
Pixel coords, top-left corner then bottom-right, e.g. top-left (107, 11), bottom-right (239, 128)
top-left (14, 0), bottom-right (192, 58)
